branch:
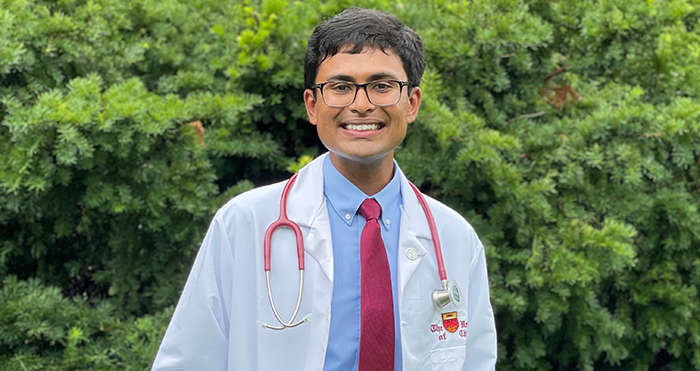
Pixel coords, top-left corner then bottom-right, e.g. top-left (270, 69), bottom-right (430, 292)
top-left (507, 111), bottom-right (546, 123)
top-left (544, 65), bottom-right (568, 82)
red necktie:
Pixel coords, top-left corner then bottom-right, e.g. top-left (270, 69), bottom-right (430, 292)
top-left (358, 198), bottom-right (394, 371)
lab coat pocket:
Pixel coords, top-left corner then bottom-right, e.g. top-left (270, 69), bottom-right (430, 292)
top-left (430, 346), bottom-right (467, 371)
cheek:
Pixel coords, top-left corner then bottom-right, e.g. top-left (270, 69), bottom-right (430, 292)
top-left (317, 106), bottom-right (340, 120)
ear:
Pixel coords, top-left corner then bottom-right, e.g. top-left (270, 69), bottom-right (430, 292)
top-left (304, 89), bottom-right (318, 125)
top-left (406, 86), bottom-right (422, 123)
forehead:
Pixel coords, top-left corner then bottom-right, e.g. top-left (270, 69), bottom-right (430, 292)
top-left (316, 47), bottom-right (407, 82)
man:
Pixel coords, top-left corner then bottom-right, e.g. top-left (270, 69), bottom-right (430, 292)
top-left (152, 7), bottom-right (496, 371)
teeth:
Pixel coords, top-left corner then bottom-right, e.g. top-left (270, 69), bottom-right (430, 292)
top-left (345, 123), bottom-right (380, 131)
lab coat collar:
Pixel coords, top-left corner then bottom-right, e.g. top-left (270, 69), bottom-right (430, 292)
top-left (286, 154), bottom-right (326, 229)
top-left (395, 165), bottom-right (432, 241)
top-left (394, 165), bottom-right (433, 295)
top-left (286, 154), bottom-right (332, 281)
top-left (287, 153), bottom-right (432, 237)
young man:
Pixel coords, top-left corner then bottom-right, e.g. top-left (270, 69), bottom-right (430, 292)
top-left (152, 7), bottom-right (496, 371)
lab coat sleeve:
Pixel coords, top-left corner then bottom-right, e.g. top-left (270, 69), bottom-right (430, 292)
top-left (465, 244), bottom-right (497, 371)
top-left (152, 215), bottom-right (234, 371)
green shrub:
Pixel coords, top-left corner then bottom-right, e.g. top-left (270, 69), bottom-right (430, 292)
top-left (0, 276), bottom-right (168, 370)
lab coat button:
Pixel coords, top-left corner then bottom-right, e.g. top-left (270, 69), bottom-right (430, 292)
top-left (406, 248), bottom-right (418, 260)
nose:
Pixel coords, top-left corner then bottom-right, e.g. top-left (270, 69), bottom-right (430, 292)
top-left (347, 86), bottom-right (376, 114)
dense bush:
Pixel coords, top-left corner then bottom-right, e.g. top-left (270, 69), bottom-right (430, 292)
top-left (1, 276), bottom-right (166, 370)
top-left (1, 0), bottom-right (699, 370)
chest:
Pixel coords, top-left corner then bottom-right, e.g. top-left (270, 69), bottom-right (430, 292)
top-left (239, 206), bottom-right (471, 371)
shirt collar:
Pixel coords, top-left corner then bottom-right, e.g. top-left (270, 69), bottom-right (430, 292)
top-left (323, 155), bottom-right (401, 231)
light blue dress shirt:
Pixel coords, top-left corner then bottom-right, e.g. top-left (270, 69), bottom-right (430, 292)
top-left (322, 156), bottom-right (403, 371)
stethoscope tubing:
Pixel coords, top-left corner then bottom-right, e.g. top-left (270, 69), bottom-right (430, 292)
top-left (406, 181), bottom-right (447, 282)
top-left (261, 172), bottom-right (458, 330)
top-left (264, 173), bottom-right (305, 271)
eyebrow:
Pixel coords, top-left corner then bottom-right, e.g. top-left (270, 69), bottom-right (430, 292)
top-left (324, 72), bottom-right (399, 82)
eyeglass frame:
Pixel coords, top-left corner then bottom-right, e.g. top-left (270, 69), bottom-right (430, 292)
top-left (310, 80), bottom-right (411, 108)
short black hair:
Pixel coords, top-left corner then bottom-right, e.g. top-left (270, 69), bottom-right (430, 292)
top-left (304, 7), bottom-right (425, 90)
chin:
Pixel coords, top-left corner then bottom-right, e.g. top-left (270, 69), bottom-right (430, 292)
top-left (331, 150), bottom-right (392, 165)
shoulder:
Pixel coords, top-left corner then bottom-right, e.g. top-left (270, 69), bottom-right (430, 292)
top-left (211, 180), bottom-right (286, 225)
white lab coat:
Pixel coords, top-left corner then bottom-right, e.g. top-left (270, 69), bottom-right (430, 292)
top-left (152, 153), bottom-right (497, 371)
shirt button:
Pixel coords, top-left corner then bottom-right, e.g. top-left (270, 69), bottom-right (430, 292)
top-left (406, 248), bottom-right (418, 260)
top-left (385, 219), bottom-right (391, 225)
top-left (345, 213), bottom-right (351, 220)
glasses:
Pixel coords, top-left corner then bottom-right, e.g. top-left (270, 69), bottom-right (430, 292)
top-left (311, 80), bottom-right (410, 108)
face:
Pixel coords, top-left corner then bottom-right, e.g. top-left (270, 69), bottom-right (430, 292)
top-left (304, 48), bottom-right (421, 168)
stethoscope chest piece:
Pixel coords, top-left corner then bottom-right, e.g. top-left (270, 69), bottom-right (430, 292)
top-left (432, 280), bottom-right (462, 309)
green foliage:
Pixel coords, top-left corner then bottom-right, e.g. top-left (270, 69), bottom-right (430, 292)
top-left (0, 276), bottom-right (168, 370)
top-left (0, 72), bottom-right (265, 315)
top-left (1, 0), bottom-right (699, 369)
top-left (0, 0), bottom-right (278, 366)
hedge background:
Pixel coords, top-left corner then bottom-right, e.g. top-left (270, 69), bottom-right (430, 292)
top-left (1, 0), bottom-right (699, 370)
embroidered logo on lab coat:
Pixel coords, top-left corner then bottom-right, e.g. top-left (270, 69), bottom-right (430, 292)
top-left (430, 310), bottom-right (468, 341)
top-left (442, 311), bottom-right (459, 333)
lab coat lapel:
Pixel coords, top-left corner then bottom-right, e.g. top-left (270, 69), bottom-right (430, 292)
top-left (286, 154), bottom-right (333, 282)
top-left (286, 154), bottom-right (334, 371)
top-left (397, 169), bottom-right (432, 298)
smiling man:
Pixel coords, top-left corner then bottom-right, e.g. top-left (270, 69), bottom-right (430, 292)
top-left (304, 47), bottom-right (419, 196)
top-left (152, 7), bottom-right (496, 371)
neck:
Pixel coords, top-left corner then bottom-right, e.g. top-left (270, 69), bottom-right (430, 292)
top-left (329, 152), bottom-right (395, 196)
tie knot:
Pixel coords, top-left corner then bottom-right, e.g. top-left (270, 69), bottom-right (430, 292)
top-left (359, 198), bottom-right (381, 221)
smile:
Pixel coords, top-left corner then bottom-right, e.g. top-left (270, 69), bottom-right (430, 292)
top-left (341, 123), bottom-right (383, 131)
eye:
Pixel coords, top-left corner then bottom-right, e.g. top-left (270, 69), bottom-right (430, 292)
top-left (371, 81), bottom-right (396, 93)
top-left (326, 82), bottom-right (354, 94)
top-left (375, 83), bottom-right (391, 90)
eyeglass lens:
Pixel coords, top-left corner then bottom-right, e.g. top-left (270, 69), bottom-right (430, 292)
top-left (322, 81), bottom-right (402, 107)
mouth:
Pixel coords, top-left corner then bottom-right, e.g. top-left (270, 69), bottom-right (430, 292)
top-left (340, 122), bottom-right (384, 132)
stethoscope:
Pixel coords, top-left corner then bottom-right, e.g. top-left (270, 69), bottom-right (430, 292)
top-left (260, 173), bottom-right (462, 330)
